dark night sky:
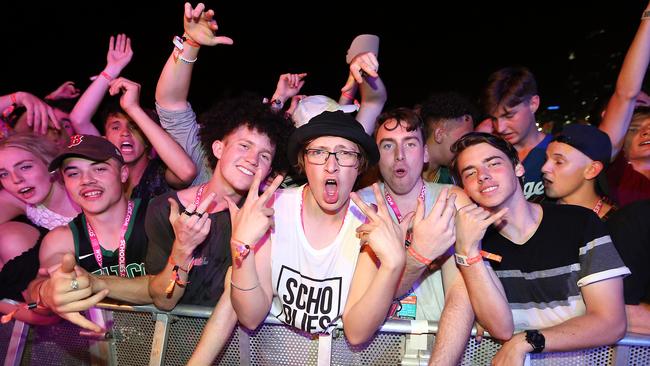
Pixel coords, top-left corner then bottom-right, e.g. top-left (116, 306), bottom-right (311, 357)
top-left (1, 1), bottom-right (647, 118)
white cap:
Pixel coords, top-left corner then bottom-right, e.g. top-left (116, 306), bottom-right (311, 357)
top-left (291, 95), bottom-right (359, 128)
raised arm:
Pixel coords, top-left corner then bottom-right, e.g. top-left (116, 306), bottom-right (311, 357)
top-left (344, 52), bottom-right (387, 134)
top-left (268, 73), bottom-right (307, 112)
top-left (599, 4), bottom-right (650, 159)
top-left (226, 170), bottom-right (283, 329)
top-left (0, 91), bottom-right (59, 135)
top-left (108, 77), bottom-right (196, 187)
top-left (396, 187), bottom-right (458, 296)
top-left (148, 193), bottom-right (214, 310)
top-left (155, 2), bottom-right (233, 110)
top-left (454, 203), bottom-right (514, 341)
top-left (343, 185), bottom-right (406, 345)
top-left (69, 34), bottom-right (133, 135)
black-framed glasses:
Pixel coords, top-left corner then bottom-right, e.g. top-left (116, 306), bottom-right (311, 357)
top-left (304, 149), bottom-right (360, 167)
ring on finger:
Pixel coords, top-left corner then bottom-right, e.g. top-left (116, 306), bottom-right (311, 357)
top-left (182, 209), bottom-right (194, 216)
top-left (70, 279), bottom-right (79, 291)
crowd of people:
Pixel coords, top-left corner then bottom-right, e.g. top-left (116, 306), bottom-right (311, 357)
top-left (1, 2), bottom-right (649, 365)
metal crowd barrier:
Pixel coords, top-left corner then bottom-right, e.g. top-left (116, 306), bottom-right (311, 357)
top-left (2, 301), bottom-right (650, 365)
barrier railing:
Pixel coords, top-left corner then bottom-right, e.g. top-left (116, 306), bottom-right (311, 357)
top-left (2, 301), bottom-right (650, 365)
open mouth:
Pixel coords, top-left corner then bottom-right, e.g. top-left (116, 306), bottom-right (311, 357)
top-left (640, 140), bottom-right (650, 146)
top-left (394, 167), bottom-right (407, 178)
top-left (324, 178), bottom-right (339, 204)
top-left (120, 142), bottom-right (134, 153)
top-left (18, 187), bottom-right (35, 198)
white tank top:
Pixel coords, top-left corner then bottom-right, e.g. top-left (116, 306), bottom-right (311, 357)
top-left (26, 204), bottom-right (76, 230)
top-left (269, 185), bottom-right (365, 334)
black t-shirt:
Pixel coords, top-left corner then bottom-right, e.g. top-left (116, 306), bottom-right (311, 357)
top-left (607, 199), bottom-right (650, 305)
top-left (144, 191), bottom-right (234, 306)
top-left (70, 199), bottom-right (148, 277)
top-left (482, 204), bottom-right (629, 328)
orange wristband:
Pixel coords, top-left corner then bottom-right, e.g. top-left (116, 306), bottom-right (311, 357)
top-left (407, 245), bottom-right (432, 266)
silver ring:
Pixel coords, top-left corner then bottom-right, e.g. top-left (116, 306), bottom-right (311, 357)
top-left (70, 279), bottom-right (79, 291)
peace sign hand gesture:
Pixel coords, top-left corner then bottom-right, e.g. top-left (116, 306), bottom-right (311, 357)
top-left (350, 183), bottom-right (406, 270)
top-left (410, 187), bottom-right (457, 262)
top-left (225, 169), bottom-right (284, 252)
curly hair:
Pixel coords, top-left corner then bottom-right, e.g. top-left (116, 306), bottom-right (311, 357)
top-left (198, 94), bottom-right (295, 173)
top-left (419, 92), bottom-right (477, 139)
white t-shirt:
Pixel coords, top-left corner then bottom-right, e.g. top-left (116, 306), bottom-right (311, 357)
top-left (269, 185), bottom-right (366, 334)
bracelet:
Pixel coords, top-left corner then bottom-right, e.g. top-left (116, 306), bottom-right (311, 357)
top-left (100, 71), bottom-right (114, 82)
top-left (168, 256), bottom-right (194, 272)
top-left (9, 93), bottom-right (17, 105)
top-left (341, 91), bottom-right (355, 100)
top-left (165, 265), bottom-right (191, 294)
top-left (182, 34), bottom-right (201, 48)
top-left (178, 54), bottom-right (198, 64)
top-left (407, 245), bottom-right (432, 266)
top-left (173, 35), bottom-right (201, 51)
top-left (642, 10), bottom-right (650, 20)
top-left (230, 280), bottom-right (259, 291)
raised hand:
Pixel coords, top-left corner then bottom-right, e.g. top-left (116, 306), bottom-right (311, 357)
top-left (15, 91), bottom-right (60, 134)
top-left (350, 183), bottom-right (406, 270)
top-left (286, 95), bottom-right (306, 117)
top-left (225, 168), bottom-right (283, 251)
top-left (168, 191), bottom-right (216, 266)
top-left (274, 73), bottom-right (308, 101)
top-left (39, 253), bottom-right (109, 332)
top-left (183, 2), bottom-right (234, 47)
top-left (45, 81), bottom-right (80, 101)
top-left (410, 187), bottom-right (457, 261)
top-left (108, 77), bottom-right (141, 112)
top-left (455, 203), bottom-right (508, 255)
top-left (345, 51), bottom-right (379, 88)
top-left (105, 34), bottom-right (133, 77)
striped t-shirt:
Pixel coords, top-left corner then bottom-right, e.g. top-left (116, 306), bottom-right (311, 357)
top-left (483, 204), bottom-right (630, 330)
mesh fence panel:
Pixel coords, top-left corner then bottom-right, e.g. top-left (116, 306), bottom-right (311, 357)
top-left (162, 315), bottom-right (240, 366)
top-left (530, 345), bottom-right (614, 365)
top-left (20, 320), bottom-right (90, 366)
top-left (111, 310), bottom-right (156, 366)
top-left (628, 344), bottom-right (650, 366)
top-left (331, 331), bottom-right (404, 366)
top-left (459, 337), bottom-right (502, 366)
top-left (248, 323), bottom-right (319, 365)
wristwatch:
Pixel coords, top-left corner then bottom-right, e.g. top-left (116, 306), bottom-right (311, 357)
top-left (525, 329), bottom-right (545, 353)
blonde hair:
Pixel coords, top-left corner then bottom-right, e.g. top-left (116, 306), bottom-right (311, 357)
top-left (0, 133), bottom-right (60, 166)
